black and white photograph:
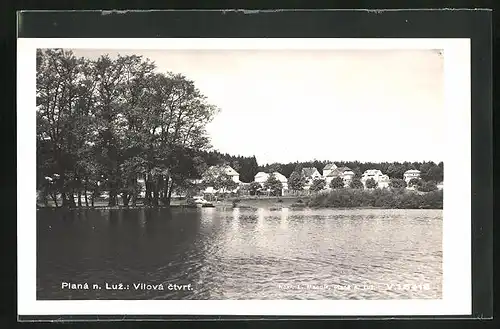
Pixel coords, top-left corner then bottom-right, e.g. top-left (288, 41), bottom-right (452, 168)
top-left (18, 38), bottom-right (472, 317)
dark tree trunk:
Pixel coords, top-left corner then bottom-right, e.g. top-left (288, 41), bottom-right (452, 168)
top-left (122, 192), bottom-right (130, 207)
top-left (51, 192), bottom-right (59, 208)
top-left (152, 181), bottom-right (159, 207)
top-left (84, 186), bottom-right (89, 207)
top-left (108, 179), bottom-right (118, 206)
top-left (69, 191), bottom-right (77, 208)
top-left (162, 178), bottom-right (169, 205)
top-left (108, 190), bottom-right (117, 207)
top-left (41, 188), bottom-right (49, 207)
top-left (165, 180), bottom-right (175, 206)
top-left (145, 179), bottom-right (152, 206)
top-left (62, 192), bottom-right (70, 207)
top-left (77, 189), bottom-right (82, 207)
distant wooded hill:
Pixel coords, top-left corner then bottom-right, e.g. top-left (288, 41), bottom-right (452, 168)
top-left (198, 150), bottom-right (444, 184)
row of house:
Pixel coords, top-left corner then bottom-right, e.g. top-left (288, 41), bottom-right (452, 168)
top-left (134, 163), bottom-right (432, 198)
top-left (200, 163), bottom-right (427, 195)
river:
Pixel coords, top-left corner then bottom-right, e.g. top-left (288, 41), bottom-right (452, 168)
top-left (37, 207), bottom-right (442, 300)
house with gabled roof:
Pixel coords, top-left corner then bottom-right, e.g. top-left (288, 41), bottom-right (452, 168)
top-left (403, 169), bottom-right (421, 183)
top-left (202, 165), bottom-right (241, 194)
top-left (301, 167), bottom-right (322, 190)
top-left (323, 163), bottom-right (338, 178)
top-left (361, 169), bottom-right (390, 189)
top-left (323, 164), bottom-right (355, 188)
top-left (253, 171), bottom-right (289, 195)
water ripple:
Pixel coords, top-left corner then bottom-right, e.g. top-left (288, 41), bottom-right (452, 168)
top-left (37, 208), bottom-right (442, 300)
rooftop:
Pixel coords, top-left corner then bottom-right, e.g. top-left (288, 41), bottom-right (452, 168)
top-left (323, 163), bottom-right (337, 170)
top-left (302, 167), bottom-right (319, 178)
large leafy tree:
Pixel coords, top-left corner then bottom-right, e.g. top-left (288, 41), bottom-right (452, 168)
top-left (36, 49), bottom-right (219, 208)
top-left (288, 171), bottom-right (305, 192)
top-left (309, 178), bottom-right (326, 192)
top-left (263, 174), bottom-right (283, 196)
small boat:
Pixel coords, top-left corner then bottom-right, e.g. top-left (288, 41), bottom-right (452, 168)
top-left (189, 196), bottom-right (214, 208)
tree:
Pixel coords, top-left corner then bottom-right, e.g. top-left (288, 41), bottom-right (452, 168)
top-left (408, 178), bottom-right (421, 188)
top-left (267, 163), bottom-right (282, 173)
top-left (263, 174), bottom-right (283, 196)
top-left (202, 167), bottom-right (238, 196)
top-left (418, 181), bottom-right (438, 192)
top-left (389, 178), bottom-right (407, 189)
top-left (350, 178), bottom-right (364, 189)
top-left (309, 178), bottom-right (326, 192)
top-left (386, 163), bottom-right (406, 179)
top-left (249, 181), bottom-right (262, 196)
top-left (365, 178), bottom-right (378, 189)
top-left (329, 177), bottom-right (345, 189)
top-left (288, 171), bottom-right (305, 192)
top-left (36, 49), bottom-right (219, 208)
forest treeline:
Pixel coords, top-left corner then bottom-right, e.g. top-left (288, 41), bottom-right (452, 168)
top-left (202, 152), bottom-right (444, 184)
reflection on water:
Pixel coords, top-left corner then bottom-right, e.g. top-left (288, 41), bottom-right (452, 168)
top-left (37, 208), bottom-right (442, 300)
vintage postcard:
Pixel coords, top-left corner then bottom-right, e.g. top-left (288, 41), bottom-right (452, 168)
top-left (18, 38), bottom-right (471, 317)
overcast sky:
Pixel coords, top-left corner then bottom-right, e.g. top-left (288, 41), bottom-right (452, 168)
top-left (70, 48), bottom-right (444, 165)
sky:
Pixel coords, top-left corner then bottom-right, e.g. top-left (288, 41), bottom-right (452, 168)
top-left (70, 48), bottom-right (444, 165)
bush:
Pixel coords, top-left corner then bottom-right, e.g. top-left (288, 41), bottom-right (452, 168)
top-left (365, 178), bottom-right (378, 189)
top-left (389, 178), bottom-right (407, 189)
top-left (350, 178), bottom-right (364, 189)
top-left (307, 188), bottom-right (443, 209)
top-left (418, 181), bottom-right (438, 192)
top-left (310, 178), bottom-right (326, 192)
top-left (329, 177), bottom-right (345, 189)
top-left (408, 178), bottom-right (421, 188)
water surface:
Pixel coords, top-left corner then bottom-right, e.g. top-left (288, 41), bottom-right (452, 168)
top-left (37, 207), bottom-right (442, 300)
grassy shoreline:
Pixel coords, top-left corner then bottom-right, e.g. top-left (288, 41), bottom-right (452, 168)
top-left (37, 189), bottom-right (443, 211)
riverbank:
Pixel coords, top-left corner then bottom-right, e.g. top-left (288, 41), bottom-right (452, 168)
top-left (37, 190), bottom-right (442, 210)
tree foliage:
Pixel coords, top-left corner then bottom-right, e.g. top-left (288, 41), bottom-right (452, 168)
top-left (407, 178), bottom-right (421, 188)
top-left (201, 167), bottom-right (238, 194)
top-left (307, 189), bottom-right (443, 209)
top-left (309, 178), bottom-right (326, 192)
top-left (417, 181), bottom-right (438, 192)
top-left (263, 174), bottom-right (283, 196)
top-left (365, 178), bottom-right (378, 189)
top-left (249, 181), bottom-right (262, 196)
top-left (287, 171), bottom-right (305, 192)
top-left (36, 49), bottom-right (219, 207)
top-left (349, 178), bottom-right (364, 189)
top-left (389, 178), bottom-right (407, 189)
top-left (329, 177), bottom-right (345, 189)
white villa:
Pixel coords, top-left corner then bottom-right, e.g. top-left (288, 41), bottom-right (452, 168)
top-left (403, 169), bottom-right (421, 183)
top-left (301, 167), bottom-right (322, 190)
top-left (203, 165), bottom-right (241, 194)
top-left (361, 169), bottom-right (390, 189)
top-left (322, 163), bottom-right (355, 187)
top-left (254, 171), bottom-right (270, 185)
top-left (254, 171), bottom-right (288, 195)
top-left (323, 163), bottom-right (338, 178)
